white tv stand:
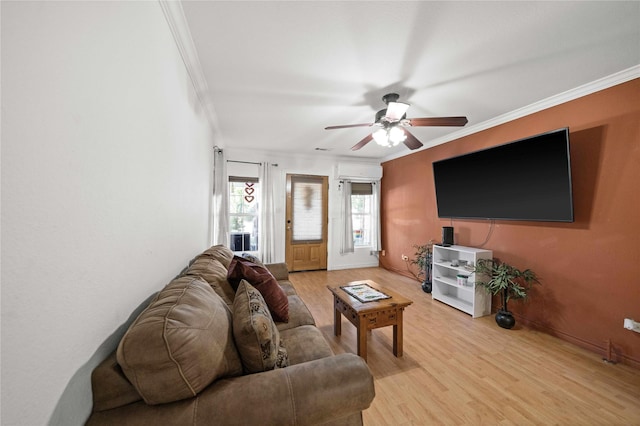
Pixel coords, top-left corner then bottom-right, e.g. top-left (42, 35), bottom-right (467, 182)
top-left (432, 245), bottom-right (493, 318)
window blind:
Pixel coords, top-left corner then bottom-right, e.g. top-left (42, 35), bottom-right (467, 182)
top-left (351, 182), bottom-right (373, 195)
top-left (229, 176), bottom-right (259, 183)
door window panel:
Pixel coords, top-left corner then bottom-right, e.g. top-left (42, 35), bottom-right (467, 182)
top-left (292, 176), bottom-right (323, 242)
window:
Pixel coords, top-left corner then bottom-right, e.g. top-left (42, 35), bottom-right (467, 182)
top-left (351, 183), bottom-right (373, 247)
top-left (229, 177), bottom-right (259, 252)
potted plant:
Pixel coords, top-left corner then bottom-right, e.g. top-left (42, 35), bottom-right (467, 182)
top-left (410, 241), bottom-right (435, 293)
top-left (474, 258), bottom-right (540, 329)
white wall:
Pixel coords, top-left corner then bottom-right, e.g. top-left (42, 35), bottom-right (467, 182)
top-left (1, 2), bottom-right (214, 425)
top-left (225, 148), bottom-right (381, 270)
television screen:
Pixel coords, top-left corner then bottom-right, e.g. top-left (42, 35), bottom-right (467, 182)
top-left (433, 128), bottom-right (574, 222)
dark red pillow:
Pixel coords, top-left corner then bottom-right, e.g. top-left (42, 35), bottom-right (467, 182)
top-left (227, 256), bottom-right (289, 322)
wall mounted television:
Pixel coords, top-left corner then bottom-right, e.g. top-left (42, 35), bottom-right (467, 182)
top-left (432, 127), bottom-right (574, 222)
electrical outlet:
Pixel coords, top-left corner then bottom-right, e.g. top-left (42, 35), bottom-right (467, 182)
top-left (624, 318), bottom-right (640, 333)
top-left (381, 250), bottom-right (386, 256)
top-left (402, 254), bottom-right (408, 261)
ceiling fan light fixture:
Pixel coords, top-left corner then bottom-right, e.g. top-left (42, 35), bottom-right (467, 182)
top-left (373, 126), bottom-right (406, 147)
top-left (372, 128), bottom-right (389, 146)
top-left (389, 126), bottom-right (407, 145)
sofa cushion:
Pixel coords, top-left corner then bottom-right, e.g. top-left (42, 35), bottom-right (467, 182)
top-left (227, 256), bottom-right (289, 322)
top-left (196, 244), bottom-right (235, 269)
top-left (278, 280), bottom-right (298, 297)
top-left (232, 280), bottom-right (289, 373)
top-left (116, 276), bottom-right (242, 405)
top-left (279, 325), bottom-right (334, 365)
top-left (182, 256), bottom-right (235, 306)
top-left (276, 294), bottom-right (316, 332)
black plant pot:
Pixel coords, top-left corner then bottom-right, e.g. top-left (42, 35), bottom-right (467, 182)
top-left (422, 261), bottom-right (433, 293)
top-left (495, 309), bottom-right (515, 329)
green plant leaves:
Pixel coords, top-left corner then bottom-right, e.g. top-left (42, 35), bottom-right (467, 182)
top-left (409, 242), bottom-right (434, 282)
top-left (474, 258), bottom-right (540, 307)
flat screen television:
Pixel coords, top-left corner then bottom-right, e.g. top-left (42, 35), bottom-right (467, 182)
top-left (432, 128), bottom-right (574, 222)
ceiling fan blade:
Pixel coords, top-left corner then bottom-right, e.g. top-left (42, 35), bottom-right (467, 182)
top-left (403, 130), bottom-right (423, 150)
top-left (385, 102), bottom-right (410, 121)
top-left (325, 123), bottom-right (373, 130)
top-left (351, 134), bottom-right (373, 151)
top-left (408, 116), bottom-right (468, 127)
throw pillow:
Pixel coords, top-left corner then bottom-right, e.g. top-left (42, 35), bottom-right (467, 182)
top-left (117, 276), bottom-right (243, 405)
top-left (232, 280), bottom-right (289, 373)
top-left (241, 252), bottom-right (265, 267)
top-left (227, 256), bottom-right (289, 322)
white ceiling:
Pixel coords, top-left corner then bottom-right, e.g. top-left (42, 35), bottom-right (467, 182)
top-left (179, 1), bottom-right (640, 161)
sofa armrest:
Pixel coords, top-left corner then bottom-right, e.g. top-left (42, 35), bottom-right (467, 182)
top-left (195, 353), bottom-right (374, 425)
top-left (265, 262), bottom-right (289, 281)
top-left (91, 352), bottom-right (142, 411)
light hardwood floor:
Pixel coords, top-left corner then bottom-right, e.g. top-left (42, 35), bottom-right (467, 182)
top-left (288, 267), bottom-right (640, 425)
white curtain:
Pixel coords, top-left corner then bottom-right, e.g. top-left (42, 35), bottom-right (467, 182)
top-left (340, 180), bottom-right (354, 254)
top-left (259, 162), bottom-right (277, 263)
top-left (372, 180), bottom-right (381, 251)
top-left (211, 147), bottom-right (229, 246)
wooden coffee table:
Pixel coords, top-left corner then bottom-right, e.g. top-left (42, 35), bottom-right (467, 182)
top-left (327, 280), bottom-right (413, 362)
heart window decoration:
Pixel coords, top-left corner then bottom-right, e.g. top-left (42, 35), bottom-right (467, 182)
top-left (244, 183), bottom-right (255, 203)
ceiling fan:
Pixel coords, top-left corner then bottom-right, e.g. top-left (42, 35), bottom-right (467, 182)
top-left (325, 93), bottom-right (468, 151)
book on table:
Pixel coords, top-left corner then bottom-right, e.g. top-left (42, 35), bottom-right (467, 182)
top-left (340, 283), bottom-right (391, 303)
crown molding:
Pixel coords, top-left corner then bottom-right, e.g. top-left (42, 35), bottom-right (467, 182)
top-left (383, 65), bottom-right (640, 162)
top-left (158, 0), bottom-right (221, 140)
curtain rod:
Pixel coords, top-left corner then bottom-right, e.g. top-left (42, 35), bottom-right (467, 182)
top-left (339, 180), bottom-right (377, 184)
top-left (227, 160), bottom-right (262, 166)
top-left (226, 160), bottom-right (279, 167)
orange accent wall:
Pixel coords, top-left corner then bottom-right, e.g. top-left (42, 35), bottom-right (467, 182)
top-left (380, 79), bottom-right (640, 366)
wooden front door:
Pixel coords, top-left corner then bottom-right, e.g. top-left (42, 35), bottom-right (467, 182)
top-left (285, 174), bottom-right (328, 271)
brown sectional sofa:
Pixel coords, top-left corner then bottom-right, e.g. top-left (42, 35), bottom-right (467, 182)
top-left (87, 245), bottom-right (375, 425)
